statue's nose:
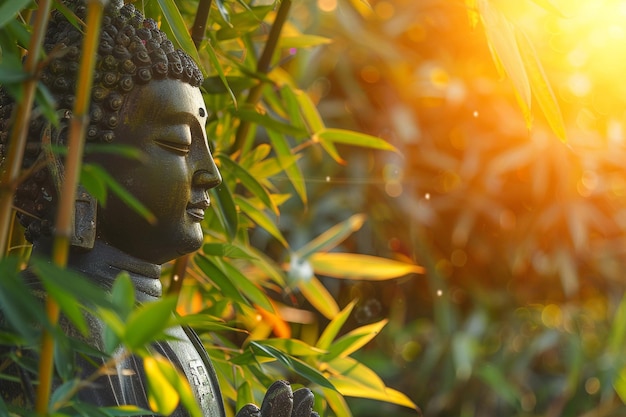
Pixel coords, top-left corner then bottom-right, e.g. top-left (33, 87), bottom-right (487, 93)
top-left (193, 163), bottom-right (222, 189)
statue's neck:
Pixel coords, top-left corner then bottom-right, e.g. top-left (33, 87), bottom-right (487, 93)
top-left (31, 239), bottom-right (163, 300)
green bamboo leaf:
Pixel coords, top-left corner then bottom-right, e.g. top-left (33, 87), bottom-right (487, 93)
top-left (155, 0), bottom-right (203, 75)
top-left (250, 341), bottom-right (335, 389)
top-left (195, 255), bottom-right (250, 306)
top-left (124, 296), bottom-right (178, 349)
top-left (279, 35), bottom-right (332, 49)
top-left (516, 27), bottom-right (567, 141)
top-left (295, 214), bottom-right (366, 260)
top-left (50, 379), bottom-right (81, 412)
top-left (111, 272), bottom-right (135, 321)
top-left (477, 0), bottom-right (531, 125)
top-left (316, 301), bottom-right (356, 350)
top-left (0, 0), bottom-right (31, 29)
top-left (236, 381), bottom-right (254, 413)
top-left (297, 275), bottom-right (340, 320)
top-left (202, 242), bottom-right (256, 259)
top-left (309, 253), bottom-right (424, 280)
top-left (210, 183), bottom-right (239, 240)
top-left (327, 376), bottom-right (417, 410)
top-left (321, 387), bottom-right (353, 417)
top-left (327, 356), bottom-right (386, 391)
top-left (314, 128), bottom-right (397, 153)
top-left (318, 135), bottom-right (346, 165)
top-left (267, 130), bottom-right (307, 204)
top-left (236, 196), bottom-right (288, 248)
top-left (203, 40), bottom-right (237, 106)
top-left (0, 257), bottom-right (47, 342)
top-left (324, 319), bottom-right (388, 361)
top-left (280, 85), bottom-right (307, 133)
top-left (209, 183), bottom-right (239, 240)
top-left (259, 338), bottom-right (327, 357)
top-left (234, 108), bottom-right (309, 138)
top-left (295, 89), bottom-right (325, 133)
top-left (220, 258), bottom-right (274, 312)
top-left (218, 154), bottom-right (279, 215)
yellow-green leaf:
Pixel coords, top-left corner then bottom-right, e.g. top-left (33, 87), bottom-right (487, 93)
top-left (327, 356), bottom-right (386, 391)
top-left (295, 214), bottom-right (366, 260)
top-left (478, 0), bottom-right (531, 123)
top-left (321, 387), bottom-right (353, 417)
top-left (144, 356), bottom-right (180, 416)
top-left (328, 376), bottom-right (417, 410)
top-left (298, 275), bottom-right (340, 319)
top-left (314, 128), bottom-right (397, 153)
top-left (295, 90), bottom-right (325, 134)
top-left (236, 197), bottom-right (289, 248)
top-left (325, 319), bottom-right (388, 361)
top-left (309, 253), bottom-right (424, 280)
top-left (155, 0), bottom-right (203, 74)
top-left (279, 35), bottom-right (332, 49)
top-left (516, 27), bottom-right (566, 141)
top-left (267, 130), bottom-right (307, 204)
top-left (260, 338), bottom-right (327, 356)
top-left (317, 301), bottom-right (356, 350)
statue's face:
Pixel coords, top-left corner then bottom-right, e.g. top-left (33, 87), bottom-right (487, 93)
top-left (94, 79), bottom-right (221, 264)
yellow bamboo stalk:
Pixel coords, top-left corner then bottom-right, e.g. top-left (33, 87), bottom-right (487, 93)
top-left (35, 1), bottom-right (106, 414)
top-left (0, 0), bottom-right (54, 257)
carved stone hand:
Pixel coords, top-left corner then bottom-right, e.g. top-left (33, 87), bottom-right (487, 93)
top-left (235, 381), bottom-right (319, 417)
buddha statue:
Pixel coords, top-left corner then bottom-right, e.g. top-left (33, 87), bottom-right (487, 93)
top-left (0, 1), bottom-right (317, 416)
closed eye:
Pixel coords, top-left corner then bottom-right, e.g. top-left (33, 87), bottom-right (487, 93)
top-left (155, 139), bottom-right (191, 155)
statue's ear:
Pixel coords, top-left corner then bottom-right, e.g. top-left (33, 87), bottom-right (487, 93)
top-left (42, 110), bottom-right (97, 250)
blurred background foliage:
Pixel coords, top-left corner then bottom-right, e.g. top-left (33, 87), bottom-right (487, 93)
top-left (4, 0), bottom-right (626, 416)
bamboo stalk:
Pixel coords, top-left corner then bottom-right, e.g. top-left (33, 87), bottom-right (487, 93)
top-left (0, 0), bottom-right (54, 257)
top-left (230, 0), bottom-right (293, 155)
top-left (35, 1), bottom-right (105, 413)
top-left (192, 0), bottom-right (212, 48)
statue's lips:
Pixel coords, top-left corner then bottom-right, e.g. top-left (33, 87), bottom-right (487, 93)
top-left (186, 200), bottom-right (210, 222)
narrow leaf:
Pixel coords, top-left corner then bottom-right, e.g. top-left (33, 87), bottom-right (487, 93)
top-left (309, 253), bottom-right (424, 280)
top-left (195, 255), bottom-right (250, 306)
top-left (295, 214), bottom-right (366, 260)
top-left (124, 296), bottom-right (178, 349)
top-left (478, 0), bottom-right (531, 123)
top-left (210, 183), bottom-right (239, 240)
top-left (250, 342), bottom-right (335, 389)
top-left (234, 108), bottom-right (309, 138)
top-left (0, 0), bottom-right (31, 29)
top-left (324, 319), bottom-right (388, 361)
top-left (295, 90), bottom-right (325, 133)
top-left (327, 376), bottom-right (417, 410)
top-left (144, 355), bottom-right (180, 415)
top-left (155, 0), bottom-right (203, 75)
top-left (314, 128), bottom-right (397, 152)
top-left (317, 301), bottom-right (356, 350)
top-left (236, 197), bottom-right (289, 248)
top-left (298, 275), bottom-right (340, 320)
top-left (220, 258), bottom-right (275, 312)
top-left (267, 130), bottom-right (307, 204)
top-left (259, 339), bottom-right (326, 357)
top-left (279, 35), bottom-right (332, 49)
top-left (516, 27), bottom-right (566, 141)
top-left (218, 154), bottom-right (279, 215)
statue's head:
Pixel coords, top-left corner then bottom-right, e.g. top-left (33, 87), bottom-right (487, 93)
top-left (0, 0), bottom-right (222, 264)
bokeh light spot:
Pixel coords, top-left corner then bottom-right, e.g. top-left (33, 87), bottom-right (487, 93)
top-left (499, 210), bottom-right (517, 231)
top-left (541, 304), bottom-right (563, 328)
top-left (585, 377), bottom-right (601, 395)
top-left (317, 0), bottom-right (337, 13)
top-left (374, 1), bottom-right (395, 20)
top-left (568, 73), bottom-right (592, 97)
top-left (361, 65), bottom-right (381, 84)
